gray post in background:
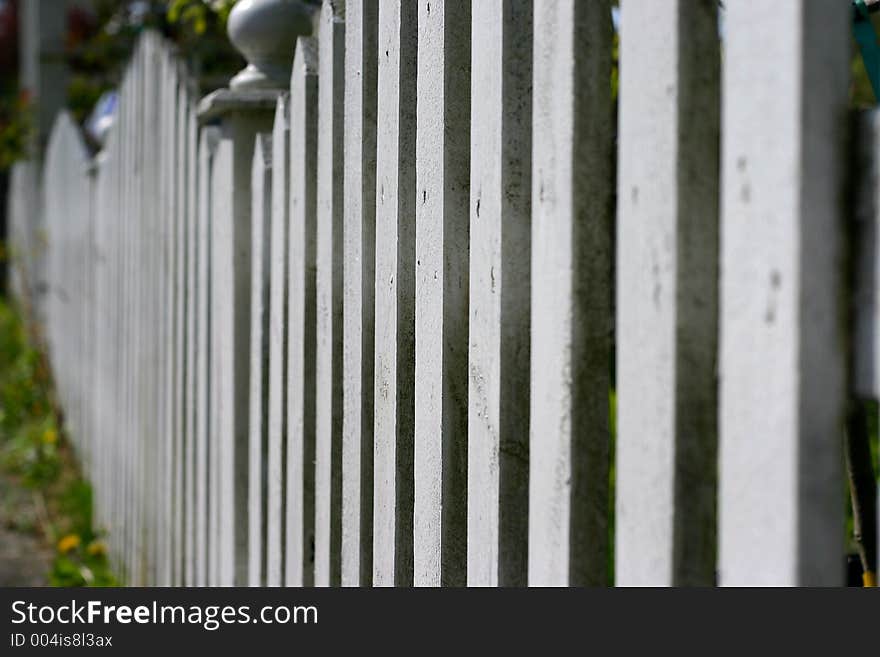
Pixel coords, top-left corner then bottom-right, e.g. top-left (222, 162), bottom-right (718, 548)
top-left (18, 0), bottom-right (83, 156)
top-left (14, 0), bottom-right (85, 319)
top-left (199, 92), bottom-right (277, 586)
top-left (195, 0), bottom-right (315, 586)
top-left (194, 126), bottom-right (221, 587)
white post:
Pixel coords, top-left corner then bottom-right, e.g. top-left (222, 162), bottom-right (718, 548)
top-left (172, 72), bottom-right (190, 587)
top-left (266, 94), bottom-right (290, 587)
top-left (285, 37), bottom-right (319, 587)
top-left (200, 97), bottom-right (285, 589)
top-left (414, 0), bottom-right (470, 587)
top-left (198, 0), bottom-right (313, 587)
top-left (195, 126), bottom-right (221, 586)
top-left (315, 1), bottom-right (346, 587)
top-left (184, 94), bottom-right (200, 587)
top-left (248, 133), bottom-right (273, 587)
top-left (529, 0), bottom-right (614, 586)
top-left (615, 0), bottom-right (720, 586)
top-left (209, 137), bottom-right (234, 586)
top-left (373, 0), bottom-right (418, 587)
top-left (342, 0), bottom-right (379, 588)
top-left (162, 47), bottom-right (180, 587)
top-left (719, 0), bottom-right (849, 586)
top-left (467, 0), bottom-right (532, 587)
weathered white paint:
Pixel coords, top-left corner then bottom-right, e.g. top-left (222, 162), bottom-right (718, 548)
top-left (342, 0), bottom-right (378, 589)
top-left (210, 137), bottom-right (234, 586)
top-left (172, 74), bottom-right (190, 587)
top-left (285, 37), bottom-right (319, 587)
top-left (616, 0), bottom-right (719, 587)
top-left (719, 0), bottom-right (849, 586)
top-left (266, 95), bottom-right (290, 587)
top-left (414, 0), bottom-right (470, 588)
top-left (29, 12), bottom-right (866, 591)
top-left (201, 88), bottom-right (278, 586)
top-left (184, 95), bottom-right (199, 586)
top-left (373, 0), bottom-right (418, 587)
top-left (315, 1), bottom-right (346, 588)
top-left (467, 0), bottom-right (531, 588)
top-left (157, 45), bottom-right (175, 587)
top-left (195, 125), bottom-right (221, 587)
top-left (529, 0), bottom-right (613, 587)
top-left (248, 133), bottom-right (272, 587)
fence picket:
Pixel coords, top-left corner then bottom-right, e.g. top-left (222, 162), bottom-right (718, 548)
top-left (248, 133), bottom-right (273, 587)
top-left (615, 0), bottom-right (720, 586)
top-left (373, 0), bottom-right (418, 587)
top-left (342, 0), bottom-right (379, 588)
top-left (414, 0), bottom-right (470, 587)
top-left (172, 74), bottom-right (190, 587)
top-left (529, 0), bottom-right (613, 586)
top-left (285, 38), bottom-right (319, 587)
top-left (21, 5), bottom-right (870, 591)
top-left (195, 126), bottom-right (221, 587)
top-left (719, 0), bottom-right (849, 586)
top-left (315, 1), bottom-right (346, 588)
top-left (184, 95), bottom-right (199, 586)
top-left (266, 95), bottom-right (291, 587)
top-left (467, 0), bottom-right (532, 588)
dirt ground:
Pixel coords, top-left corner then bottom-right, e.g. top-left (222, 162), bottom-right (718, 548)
top-left (0, 469), bottom-right (52, 586)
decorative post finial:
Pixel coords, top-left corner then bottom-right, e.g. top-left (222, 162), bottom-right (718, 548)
top-left (227, 0), bottom-right (318, 90)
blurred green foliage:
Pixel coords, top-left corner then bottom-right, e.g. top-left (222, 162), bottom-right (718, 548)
top-left (0, 89), bottom-right (32, 170)
top-left (62, 1), bottom-right (245, 127)
top-left (0, 297), bottom-right (117, 586)
top-left (167, 0), bottom-right (237, 35)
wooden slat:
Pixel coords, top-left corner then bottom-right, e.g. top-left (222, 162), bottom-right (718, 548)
top-left (467, 0), bottom-right (532, 587)
top-left (195, 126), bottom-right (221, 586)
top-left (341, 0), bottom-right (379, 588)
top-left (414, 0), bottom-right (470, 587)
top-left (184, 95), bottom-right (199, 586)
top-left (172, 71), bottom-right (189, 587)
top-left (373, 0), bottom-right (418, 587)
top-left (719, 0), bottom-right (849, 586)
top-left (266, 95), bottom-right (290, 587)
top-left (529, 0), bottom-right (613, 586)
top-left (315, 1), bottom-right (346, 587)
top-left (285, 37), bottom-right (319, 587)
top-left (615, 0), bottom-right (720, 586)
top-left (248, 133), bottom-right (273, 587)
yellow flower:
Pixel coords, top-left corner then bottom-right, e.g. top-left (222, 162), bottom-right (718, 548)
top-left (57, 534), bottom-right (80, 554)
top-left (86, 540), bottom-right (107, 557)
top-left (42, 428), bottom-right (57, 445)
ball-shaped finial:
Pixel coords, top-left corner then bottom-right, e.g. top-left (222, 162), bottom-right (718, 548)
top-left (227, 0), bottom-right (317, 90)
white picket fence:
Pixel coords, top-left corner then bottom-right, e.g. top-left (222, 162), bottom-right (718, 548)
top-left (8, 0), bottom-right (871, 586)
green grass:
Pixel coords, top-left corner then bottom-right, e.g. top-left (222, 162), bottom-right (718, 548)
top-left (0, 296), bottom-right (117, 586)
